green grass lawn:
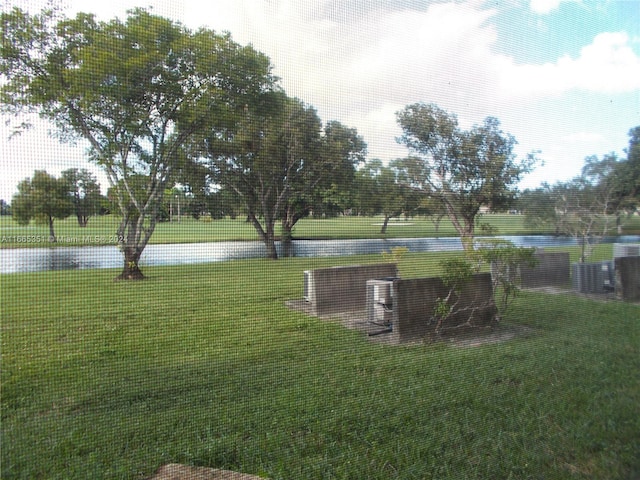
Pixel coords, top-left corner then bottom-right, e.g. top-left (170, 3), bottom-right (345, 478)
top-left (2, 213), bottom-right (640, 249)
top-left (2, 251), bottom-right (639, 479)
top-left (0, 213), bottom-right (613, 249)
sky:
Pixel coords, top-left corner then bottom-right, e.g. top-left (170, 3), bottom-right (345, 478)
top-left (1, 0), bottom-right (639, 202)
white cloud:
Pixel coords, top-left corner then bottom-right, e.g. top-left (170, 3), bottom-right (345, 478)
top-left (497, 32), bottom-right (640, 97)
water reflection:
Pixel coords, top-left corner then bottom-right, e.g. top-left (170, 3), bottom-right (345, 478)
top-left (1, 235), bottom-right (639, 274)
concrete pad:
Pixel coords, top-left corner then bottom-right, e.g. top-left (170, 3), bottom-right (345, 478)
top-left (147, 464), bottom-right (267, 480)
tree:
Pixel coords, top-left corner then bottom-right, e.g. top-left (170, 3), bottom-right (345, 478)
top-left (621, 126), bottom-right (640, 210)
top-left (352, 165), bottom-right (380, 217)
top-left (596, 127), bottom-right (640, 216)
top-left (356, 159), bottom-right (422, 234)
top-left (11, 170), bottom-right (73, 241)
top-left (203, 93), bottom-right (317, 259)
top-left (203, 92), bottom-right (365, 259)
top-left (0, 199), bottom-right (10, 216)
top-left (1, 7), bottom-right (275, 279)
top-left (280, 120), bottom-right (366, 248)
top-left (61, 168), bottom-right (102, 227)
top-left (522, 127), bottom-right (640, 248)
top-left (396, 103), bottom-right (536, 251)
top-left (520, 184), bottom-right (559, 235)
top-left (554, 178), bottom-right (616, 263)
top-left (418, 195), bottom-right (448, 236)
top-left (523, 176), bottom-right (616, 263)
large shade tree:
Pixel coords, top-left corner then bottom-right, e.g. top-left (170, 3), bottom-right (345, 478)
top-left (1, 7), bottom-right (275, 279)
top-left (202, 92), bottom-right (365, 259)
top-left (280, 119), bottom-right (366, 248)
top-left (519, 183), bottom-right (560, 234)
top-left (202, 93), bottom-right (319, 259)
top-left (396, 103), bottom-right (537, 251)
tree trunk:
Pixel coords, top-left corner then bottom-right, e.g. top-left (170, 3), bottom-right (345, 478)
top-left (454, 216), bottom-right (476, 253)
top-left (281, 203), bottom-right (308, 258)
top-left (281, 224), bottom-right (293, 257)
top-left (116, 246), bottom-right (145, 280)
top-left (432, 216), bottom-right (443, 238)
top-left (114, 211), bottom-right (149, 280)
top-left (460, 233), bottom-right (474, 253)
top-left (380, 215), bottom-right (390, 234)
top-left (48, 215), bottom-right (56, 243)
top-left (248, 213), bottom-right (278, 259)
top-left (579, 236), bottom-right (587, 263)
top-left (441, 200), bottom-right (476, 253)
top-left (265, 235), bottom-right (278, 259)
top-left (617, 215), bottom-right (622, 235)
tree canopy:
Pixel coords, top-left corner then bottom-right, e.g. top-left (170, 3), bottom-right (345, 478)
top-left (11, 170), bottom-right (73, 242)
top-left (200, 91), bottom-right (365, 258)
top-left (353, 158), bottom-right (422, 234)
top-left (396, 103), bottom-right (536, 250)
top-left (520, 127), bottom-right (640, 262)
top-left (61, 168), bottom-right (103, 227)
top-left (1, 7), bottom-right (276, 278)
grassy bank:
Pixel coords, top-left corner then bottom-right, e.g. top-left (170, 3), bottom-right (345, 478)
top-left (2, 252), bottom-right (639, 479)
top-left (6, 213), bottom-right (633, 249)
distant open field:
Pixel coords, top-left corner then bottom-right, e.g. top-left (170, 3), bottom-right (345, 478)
top-left (2, 249), bottom-right (639, 479)
top-left (3, 213), bottom-right (640, 248)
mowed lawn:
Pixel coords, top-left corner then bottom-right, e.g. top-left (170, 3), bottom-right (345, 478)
top-left (2, 252), bottom-right (639, 479)
top-left (5, 213), bottom-right (640, 249)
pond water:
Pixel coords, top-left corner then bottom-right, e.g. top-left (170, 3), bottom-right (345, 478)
top-left (1, 235), bottom-right (639, 274)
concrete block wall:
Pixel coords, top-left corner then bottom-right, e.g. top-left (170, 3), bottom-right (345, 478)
top-left (391, 273), bottom-right (497, 343)
top-left (520, 252), bottom-right (570, 288)
top-left (305, 263), bottom-right (398, 316)
top-left (615, 256), bottom-right (640, 302)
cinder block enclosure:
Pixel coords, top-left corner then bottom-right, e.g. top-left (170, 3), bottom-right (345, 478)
top-left (615, 256), bottom-right (640, 301)
top-left (390, 273), bottom-right (497, 343)
top-left (491, 251), bottom-right (570, 289)
top-left (304, 263), bottom-right (398, 316)
top-left (303, 266), bottom-right (497, 343)
top-left (520, 252), bottom-right (570, 288)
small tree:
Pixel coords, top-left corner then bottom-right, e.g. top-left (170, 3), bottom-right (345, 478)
top-left (0, 199), bottom-right (10, 216)
top-left (11, 170), bottom-right (73, 242)
top-left (61, 168), bottom-right (102, 227)
top-left (471, 239), bottom-right (537, 314)
top-left (419, 196), bottom-right (448, 237)
top-left (432, 242), bottom-right (537, 335)
top-left (557, 178), bottom-right (617, 263)
top-left (432, 257), bottom-right (476, 334)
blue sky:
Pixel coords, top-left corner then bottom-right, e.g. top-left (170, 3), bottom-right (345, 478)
top-left (1, 0), bottom-right (639, 202)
